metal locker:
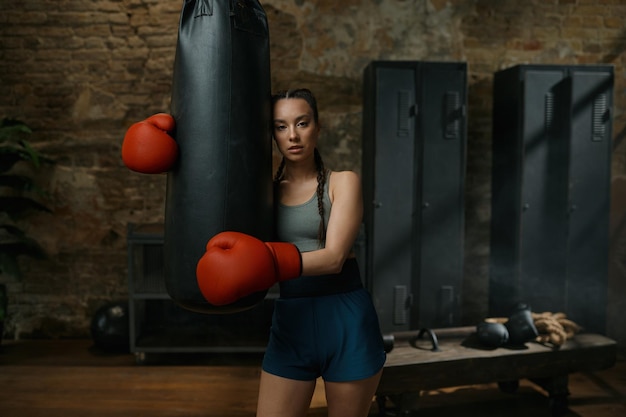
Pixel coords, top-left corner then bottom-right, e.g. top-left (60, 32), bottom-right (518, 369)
top-left (362, 61), bottom-right (467, 334)
top-left (489, 64), bottom-right (613, 333)
top-left (490, 67), bottom-right (571, 317)
top-left (565, 69), bottom-right (613, 332)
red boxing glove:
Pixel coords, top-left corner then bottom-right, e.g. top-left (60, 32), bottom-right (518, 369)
top-left (122, 113), bottom-right (178, 174)
top-left (196, 231), bottom-right (302, 306)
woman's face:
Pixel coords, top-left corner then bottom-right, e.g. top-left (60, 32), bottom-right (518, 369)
top-left (272, 98), bottom-right (320, 162)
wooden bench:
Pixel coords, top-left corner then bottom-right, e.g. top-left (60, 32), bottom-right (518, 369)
top-left (376, 327), bottom-right (617, 416)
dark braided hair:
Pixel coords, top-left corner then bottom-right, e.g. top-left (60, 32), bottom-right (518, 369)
top-left (272, 88), bottom-right (327, 245)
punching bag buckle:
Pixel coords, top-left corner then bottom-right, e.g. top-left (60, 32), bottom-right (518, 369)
top-left (193, 0), bottom-right (213, 18)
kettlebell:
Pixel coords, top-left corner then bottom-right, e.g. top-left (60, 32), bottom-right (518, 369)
top-left (476, 321), bottom-right (509, 348)
top-left (505, 303), bottom-right (538, 346)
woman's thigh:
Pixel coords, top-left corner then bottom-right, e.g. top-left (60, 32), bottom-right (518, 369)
top-left (324, 369), bottom-right (383, 417)
top-left (256, 370), bottom-right (317, 417)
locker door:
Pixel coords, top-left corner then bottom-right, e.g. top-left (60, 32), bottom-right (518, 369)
top-left (518, 69), bottom-right (570, 312)
top-left (370, 66), bottom-right (417, 333)
top-left (414, 64), bottom-right (466, 328)
top-left (565, 70), bottom-right (612, 332)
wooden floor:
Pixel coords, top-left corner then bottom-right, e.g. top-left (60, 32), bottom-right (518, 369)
top-left (0, 339), bottom-right (624, 417)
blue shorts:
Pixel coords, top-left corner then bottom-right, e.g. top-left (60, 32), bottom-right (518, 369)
top-left (262, 288), bottom-right (387, 382)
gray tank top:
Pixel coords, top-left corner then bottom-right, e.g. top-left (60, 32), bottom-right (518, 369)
top-left (276, 172), bottom-right (332, 252)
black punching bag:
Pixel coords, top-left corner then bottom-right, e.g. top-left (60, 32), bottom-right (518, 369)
top-left (165, 0), bottom-right (273, 313)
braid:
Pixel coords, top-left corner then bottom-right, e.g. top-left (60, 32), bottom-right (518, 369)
top-left (272, 158), bottom-right (286, 240)
top-left (314, 148), bottom-right (327, 245)
top-left (273, 157), bottom-right (286, 183)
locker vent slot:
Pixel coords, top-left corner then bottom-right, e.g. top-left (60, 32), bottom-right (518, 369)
top-left (544, 92), bottom-right (554, 133)
top-left (397, 90), bottom-right (410, 137)
top-left (592, 94), bottom-right (607, 142)
top-left (444, 91), bottom-right (461, 139)
top-left (393, 285), bottom-right (408, 325)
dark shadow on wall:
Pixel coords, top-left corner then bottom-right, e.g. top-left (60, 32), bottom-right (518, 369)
top-left (461, 75), bottom-right (494, 325)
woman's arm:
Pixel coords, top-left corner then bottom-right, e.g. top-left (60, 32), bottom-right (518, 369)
top-left (300, 170), bottom-right (363, 275)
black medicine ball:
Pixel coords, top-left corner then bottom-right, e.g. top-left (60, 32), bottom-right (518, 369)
top-left (90, 301), bottom-right (130, 352)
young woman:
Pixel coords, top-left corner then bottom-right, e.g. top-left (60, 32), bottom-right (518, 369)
top-left (257, 88), bottom-right (386, 417)
top-left (122, 87), bottom-right (386, 417)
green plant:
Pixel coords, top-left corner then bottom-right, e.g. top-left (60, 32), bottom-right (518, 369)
top-left (0, 118), bottom-right (52, 279)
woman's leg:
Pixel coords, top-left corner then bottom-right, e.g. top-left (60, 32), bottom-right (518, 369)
top-left (256, 370), bottom-right (317, 417)
top-left (324, 369), bottom-right (383, 417)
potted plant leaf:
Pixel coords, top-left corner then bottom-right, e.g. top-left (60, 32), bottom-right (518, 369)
top-left (0, 118), bottom-right (53, 343)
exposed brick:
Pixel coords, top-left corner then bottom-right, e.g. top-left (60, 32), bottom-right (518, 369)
top-left (0, 0), bottom-right (625, 346)
top-left (604, 16), bottom-right (625, 29)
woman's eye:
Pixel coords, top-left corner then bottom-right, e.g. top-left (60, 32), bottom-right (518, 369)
top-left (297, 121), bottom-right (308, 128)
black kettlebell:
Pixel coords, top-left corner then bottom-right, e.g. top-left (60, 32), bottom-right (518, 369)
top-left (505, 303), bottom-right (538, 346)
top-left (476, 321), bottom-right (509, 348)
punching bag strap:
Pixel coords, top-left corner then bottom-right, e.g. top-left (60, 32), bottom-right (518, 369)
top-left (193, 0), bottom-right (213, 18)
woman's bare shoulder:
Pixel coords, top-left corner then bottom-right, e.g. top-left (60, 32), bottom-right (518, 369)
top-left (328, 170), bottom-right (361, 200)
top-left (329, 169), bottom-right (360, 183)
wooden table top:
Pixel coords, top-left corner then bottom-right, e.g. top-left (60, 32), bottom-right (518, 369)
top-left (378, 328), bottom-right (617, 395)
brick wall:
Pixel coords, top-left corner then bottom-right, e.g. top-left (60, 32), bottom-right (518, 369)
top-left (0, 0), bottom-right (625, 343)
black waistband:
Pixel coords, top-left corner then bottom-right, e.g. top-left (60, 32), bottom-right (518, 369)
top-left (279, 258), bottom-right (363, 298)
